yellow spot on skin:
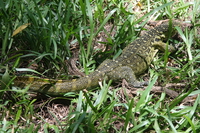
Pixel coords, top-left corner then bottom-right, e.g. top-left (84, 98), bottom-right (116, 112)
top-left (55, 86), bottom-right (61, 92)
top-left (95, 70), bottom-right (101, 73)
top-left (124, 56), bottom-right (127, 58)
top-left (72, 83), bottom-right (76, 90)
top-left (29, 77), bottom-right (34, 82)
top-left (127, 60), bottom-right (130, 63)
top-left (105, 64), bottom-right (110, 67)
top-left (72, 79), bottom-right (77, 82)
top-left (57, 80), bottom-right (63, 83)
top-left (87, 79), bottom-right (92, 88)
top-left (160, 34), bottom-right (165, 38)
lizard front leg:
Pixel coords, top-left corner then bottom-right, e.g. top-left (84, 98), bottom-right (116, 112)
top-left (107, 66), bottom-right (148, 88)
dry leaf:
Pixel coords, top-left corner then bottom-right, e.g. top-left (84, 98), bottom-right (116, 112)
top-left (12, 23), bottom-right (31, 37)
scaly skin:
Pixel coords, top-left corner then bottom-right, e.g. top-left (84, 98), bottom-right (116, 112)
top-left (14, 21), bottom-right (180, 95)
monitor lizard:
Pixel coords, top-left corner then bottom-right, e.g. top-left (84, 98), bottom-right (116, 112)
top-left (14, 20), bottom-right (180, 96)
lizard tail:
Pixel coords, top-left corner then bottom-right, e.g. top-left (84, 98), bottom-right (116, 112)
top-left (14, 75), bottom-right (100, 96)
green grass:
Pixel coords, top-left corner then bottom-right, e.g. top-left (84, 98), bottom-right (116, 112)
top-left (0, 0), bottom-right (200, 132)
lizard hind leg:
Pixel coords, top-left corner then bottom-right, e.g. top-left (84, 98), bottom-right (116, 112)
top-left (107, 66), bottom-right (148, 88)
